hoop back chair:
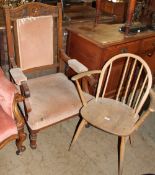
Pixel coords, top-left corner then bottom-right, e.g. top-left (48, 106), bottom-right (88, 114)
top-left (70, 53), bottom-right (155, 175)
top-left (4, 2), bottom-right (90, 149)
top-left (0, 68), bottom-right (26, 154)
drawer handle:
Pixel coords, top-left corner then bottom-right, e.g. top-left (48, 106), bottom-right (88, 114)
top-left (120, 48), bottom-right (128, 53)
top-left (147, 52), bottom-right (153, 57)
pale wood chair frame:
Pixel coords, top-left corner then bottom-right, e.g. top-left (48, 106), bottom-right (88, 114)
top-left (70, 53), bottom-right (155, 175)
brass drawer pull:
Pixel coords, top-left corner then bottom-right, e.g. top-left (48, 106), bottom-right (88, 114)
top-left (147, 52), bottom-right (153, 57)
top-left (120, 48), bottom-right (128, 53)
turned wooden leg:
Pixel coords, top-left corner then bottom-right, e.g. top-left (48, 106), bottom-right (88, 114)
top-left (118, 136), bottom-right (126, 175)
top-left (16, 125), bottom-right (27, 155)
top-left (69, 119), bottom-right (87, 150)
top-left (30, 131), bottom-right (37, 149)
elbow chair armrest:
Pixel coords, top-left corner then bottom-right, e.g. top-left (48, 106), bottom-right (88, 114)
top-left (72, 70), bottom-right (102, 81)
top-left (10, 68), bottom-right (27, 86)
top-left (10, 68), bottom-right (31, 115)
top-left (10, 67), bottom-right (30, 98)
top-left (59, 49), bottom-right (88, 73)
top-left (130, 88), bottom-right (155, 135)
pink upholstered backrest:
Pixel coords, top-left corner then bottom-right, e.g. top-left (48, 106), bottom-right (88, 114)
top-left (14, 15), bottom-right (54, 71)
top-left (0, 68), bottom-right (17, 118)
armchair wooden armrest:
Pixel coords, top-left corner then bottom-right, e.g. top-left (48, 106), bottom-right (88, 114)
top-left (130, 88), bottom-right (155, 135)
top-left (72, 70), bottom-right (101, 81)
top-left (10, 68), bottom-right (31, 115)
top-left (10, 68), bottom-right (27, 86)
top-left (71, 70), bottom-right (101, 106)
top-left (59, 49), bottom-right (88, 73)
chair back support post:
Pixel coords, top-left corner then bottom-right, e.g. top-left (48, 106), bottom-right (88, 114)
top-left (4, 7), bottom-right (14, 68)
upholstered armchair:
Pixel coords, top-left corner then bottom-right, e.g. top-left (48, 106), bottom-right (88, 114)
top-left (0, 68), bottom-right (26, 154)
top-left (4, 2), bottom-right (92, 149)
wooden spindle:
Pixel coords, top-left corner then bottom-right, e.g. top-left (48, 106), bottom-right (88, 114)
top-left (128, 65), bottom-right (143, 107)
top-left (123, 59), bottom-right (137, 104)
top-left (116, 57), bottom-right (129, 101)
top-left (102, 63), bottom-right (112, 98)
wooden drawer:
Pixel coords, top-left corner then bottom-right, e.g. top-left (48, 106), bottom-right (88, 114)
top-left (102, 40), bottom-right (140, 62)
top-left (141, 37), bottom-right (155, 53)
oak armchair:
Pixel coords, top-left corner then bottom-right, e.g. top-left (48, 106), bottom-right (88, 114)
top-left (0, 68), bottom-right (26, 154)
top-left (4, 2), bottom-right (90, 149)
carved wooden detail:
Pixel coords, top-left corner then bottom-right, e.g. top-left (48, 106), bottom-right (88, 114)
top-left (8, 2), bottom-right (58, 20)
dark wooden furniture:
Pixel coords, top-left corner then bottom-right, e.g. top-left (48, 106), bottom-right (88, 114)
top-left (66, 22), bottom-right (155, 96)
top-left (5, 2), bottom-right (89, 149)
top-left (100, 0), bottom-right (127, 23)
top-left (96, 0), bottom-right (128, 24)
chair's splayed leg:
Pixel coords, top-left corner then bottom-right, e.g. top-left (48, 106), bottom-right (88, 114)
top-left (16, 126), bottom-right (27, 155)
top-left (30, 131), bottom-right (37, 149)
top-left (118, 136), bottom-right (126, 175)
top-left (69, 119), bottom-right (87, 151)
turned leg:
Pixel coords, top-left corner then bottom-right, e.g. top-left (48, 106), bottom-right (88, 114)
top-left (16, 125), bottom-right (27, 155)
top-left (30, 131), bottom-right (37, 149)
top-left (69, 119), bottom-right (87, 150)
top-left (118, 136), bottom-right (126, 175)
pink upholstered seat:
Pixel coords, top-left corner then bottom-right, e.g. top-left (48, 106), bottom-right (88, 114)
top-left (0, 105), bottom-right (17, 143)
top-left (27, 73), bottom-right (90, 130)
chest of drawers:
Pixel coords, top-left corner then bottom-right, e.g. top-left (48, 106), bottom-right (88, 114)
top-left (66, 23), bottom-right (155, 95)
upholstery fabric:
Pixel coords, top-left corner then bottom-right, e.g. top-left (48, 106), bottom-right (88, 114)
top-left (0, 68), bottom-right (17, 119)
top-left (26, 73), bottom-right (92, 130)
top-left (14, 15), bottom-right (54, 70)
top-left (0, 101), bottom-right (17, 143)
top-left (68, 59), bottom-right (88, 73)
top-left (10, 68), bottom-right (27, 85)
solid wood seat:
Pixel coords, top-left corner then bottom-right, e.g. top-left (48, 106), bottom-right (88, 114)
top-left (81, 98), bottom-right (139, 136)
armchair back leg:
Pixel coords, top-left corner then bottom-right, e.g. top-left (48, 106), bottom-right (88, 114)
top-left (30, 131), bottom-right (38, 149)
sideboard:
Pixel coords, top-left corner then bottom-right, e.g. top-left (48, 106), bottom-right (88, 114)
top-left (66, 22), bottom-right (155, 96)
